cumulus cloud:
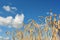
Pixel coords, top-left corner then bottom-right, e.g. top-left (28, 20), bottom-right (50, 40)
top-left (12, 14), bottom-right (24, 28)
top-left (3, 5), bottom-right (17, 12)
top-left (0, 16), bottom-right (12, 26)
top-left (3, 5), bottom-right (11, 12)
top-left (0, 14), bottom-right (24, 28)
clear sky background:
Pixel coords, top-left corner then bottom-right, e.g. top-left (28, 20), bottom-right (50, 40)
top-left (0, 0), bottom-right (60, 23)
top-left (0, 0), bottom-right (60, 39)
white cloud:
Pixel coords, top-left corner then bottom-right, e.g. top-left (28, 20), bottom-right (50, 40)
top-left (50, 12), bottom-right (53, 16)
top-left (12, 14), bottom-right (24, 28)
top-left (47, 12), bottom-right (53, 16)
top-left (0, 16), bottom-right (12, 26)
top-left (0, 36), bottom-right (10, 40)
top-left (4, 37), bottom-right (9, 40)
top-left (3, 5), bottom-right (11, 12)
top-left (0, 36), bottom-right (2, 39)
top-left (0, 14), bottom-right (24, 28)
top-left (11, 7), bottom-right (17, 10)
top-left (3, 5), bottom-right (17, 12)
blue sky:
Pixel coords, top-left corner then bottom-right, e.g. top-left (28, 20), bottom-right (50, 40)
top-left (0, 0), bottom-right (60, 39)
top-left (0, 0), bottom-right (60, 23)
top-left (19, 0), bottom-right (60, 22)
